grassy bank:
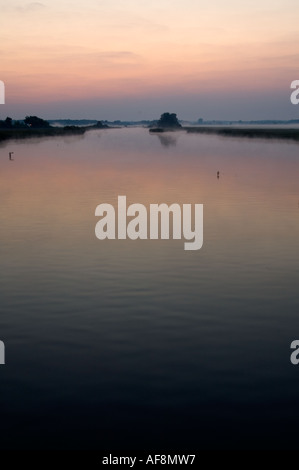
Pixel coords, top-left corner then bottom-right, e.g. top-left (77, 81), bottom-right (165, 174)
top-left (184, 126), bottom-right (299, 141)
top-left (0, 126), bottom-right (86, 142)
top-left (150, 126), bottom-right (299, 141)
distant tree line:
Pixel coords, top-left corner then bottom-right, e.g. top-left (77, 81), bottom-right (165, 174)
top-left (0, 113), bottom-right (183, 131)
top-left (0, 115), bottom-right (51, 129)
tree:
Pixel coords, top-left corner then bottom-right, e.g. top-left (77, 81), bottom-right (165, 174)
top-left (24, 115), bottom-right (50, 128)
top-left (0, 117), bottom-right (13, 129)
top-left (157, 112), bottom-right (181, 128)
top-left (4, 117), bottom-right (12, 128)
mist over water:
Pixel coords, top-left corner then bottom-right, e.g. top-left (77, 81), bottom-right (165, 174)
top-left (1, 128), bottom-right (299, 449)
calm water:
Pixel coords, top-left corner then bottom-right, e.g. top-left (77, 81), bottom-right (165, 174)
top-left (1, 128), bottom-right (299, 449)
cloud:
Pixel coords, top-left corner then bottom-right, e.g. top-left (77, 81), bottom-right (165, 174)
top-left (94, 51), bottom-right (141, 63)
top-left (16, 2), bottom-right (46, 13)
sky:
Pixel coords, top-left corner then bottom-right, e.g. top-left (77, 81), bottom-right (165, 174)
top-left (1, 0), bottom-right (299, 121)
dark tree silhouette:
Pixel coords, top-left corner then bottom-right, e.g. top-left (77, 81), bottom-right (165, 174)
top-left (93, 121), bottom-right (109, 129)
top-left (0, 117), bottom-right (13, 128)
top-left (24, 115), bottom-right (50, 128)
top-left (4, 117), bottom-right (13, 128)
top-left (157, 112), bottom-right (181, 128)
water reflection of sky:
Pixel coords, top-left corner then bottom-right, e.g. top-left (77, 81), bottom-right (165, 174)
top-left (0, 128), bottom-right (299, 449)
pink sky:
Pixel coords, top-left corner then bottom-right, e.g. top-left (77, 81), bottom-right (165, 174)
top-left (1, 0), bottom-right (299, 120)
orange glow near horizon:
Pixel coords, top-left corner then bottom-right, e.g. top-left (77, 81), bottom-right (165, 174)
top-left (1, 0), bottom-right (299, 115)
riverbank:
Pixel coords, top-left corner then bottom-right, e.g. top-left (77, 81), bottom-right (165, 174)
top-left (0, 126), bottom-right (87, 142)
top-left (185, 126), bottom-right (299, 141)
top-left (150, 126), bottom-right (299, 141)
